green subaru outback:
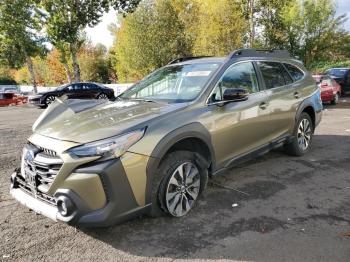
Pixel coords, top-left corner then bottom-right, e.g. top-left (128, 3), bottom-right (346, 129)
top-left (10, 49), bottom-right (322, 227)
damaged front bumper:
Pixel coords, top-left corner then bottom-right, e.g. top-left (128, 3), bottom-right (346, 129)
top-left (10, 152), bottom-right (152, 227)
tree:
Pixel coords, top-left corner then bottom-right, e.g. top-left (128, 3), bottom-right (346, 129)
top-left (253, 0), bottom-right (289, 48)
top-left (79, 43), bottom-right (112, 83)
top-left (41, 0), bottom-right (140, 83)
top-left (0, 66), bottom-right (16, 85)
top-left (281, 0), bottom-right (349, 66)
top-left (0, 0), bottom-right (46, 93)
top-left (113, 0), bottom-right (194, 82)
top-left (192, 0), bottom-right (247, 56)
top-left (110, 0), bottom-right (141, 15)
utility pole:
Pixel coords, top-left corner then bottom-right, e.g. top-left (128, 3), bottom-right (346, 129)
top-left (249, 0), bottom-right (255, 48)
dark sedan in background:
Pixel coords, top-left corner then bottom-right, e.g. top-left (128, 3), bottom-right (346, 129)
top-left (324, 68), bottom-right (350, 95)
top-left (29, 82), bottom-right (115, 108)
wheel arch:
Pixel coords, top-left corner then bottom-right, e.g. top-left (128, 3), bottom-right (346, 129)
top-left (296, 98), bottom-right (317, 131)
top-left (145, 122), bottom-right (215, 204)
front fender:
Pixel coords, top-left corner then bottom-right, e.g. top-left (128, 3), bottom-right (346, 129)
top-left (143, 122), bottom-right (214, 204)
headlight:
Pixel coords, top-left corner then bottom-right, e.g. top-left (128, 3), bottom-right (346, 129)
top-left (68, 128), bottom-right (145, 159)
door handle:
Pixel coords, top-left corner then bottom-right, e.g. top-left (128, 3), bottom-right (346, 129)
top-left (294, 91), bottom-right (300, 99)
top-left (259, 102), bottom-right (268, 110)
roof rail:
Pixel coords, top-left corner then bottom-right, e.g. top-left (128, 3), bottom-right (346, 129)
top-left (168, 56), bottom-right (213, 65)
top-left (229, 48), bottom-right (291, 59)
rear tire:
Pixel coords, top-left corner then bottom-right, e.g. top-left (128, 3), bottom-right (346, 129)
top-left (331, 93), bottom-right (339, 105)
top-left (149, 150), bottom-right (208, 218)
top-left (45, 95), bottom-right (56, 106)
top-left (284, 113), bottom-right (313, 156)
top-left (97, 93), bottom-right (108, 99)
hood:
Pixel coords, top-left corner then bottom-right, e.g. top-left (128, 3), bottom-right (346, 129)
top-left (33, 98), bottom-right (188, 143)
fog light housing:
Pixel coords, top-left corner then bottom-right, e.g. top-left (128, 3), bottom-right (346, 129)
top-left (56, 196), bottom-right (74, 217)
top-left (10, 171), bottom-right (18, 189)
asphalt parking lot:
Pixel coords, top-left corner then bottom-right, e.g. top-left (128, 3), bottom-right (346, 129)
top-left (1, 99), bottom-right (350, 262)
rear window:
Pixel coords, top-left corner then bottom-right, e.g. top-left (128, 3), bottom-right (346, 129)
top-left (257, 61), bottom-right (292, 89)
top-left (327, 69), bottom-right (348, 78)
top-left (284, 63), bottom-right (304, 81)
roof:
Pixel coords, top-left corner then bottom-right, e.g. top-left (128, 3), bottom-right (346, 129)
top-left (167, 49), bottom-right (297, 66)
top-left (327, 68), bottom-right (350, 70)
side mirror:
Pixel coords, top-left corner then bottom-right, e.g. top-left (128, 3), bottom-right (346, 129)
top-left (222, 88), bottom-right (249, 102)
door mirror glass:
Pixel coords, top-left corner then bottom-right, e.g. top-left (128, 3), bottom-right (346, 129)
top-left (223, 88), bottom-right (249, 101)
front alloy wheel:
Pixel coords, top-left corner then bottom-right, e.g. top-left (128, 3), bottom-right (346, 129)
top-left (165, 162), bottom-right (200, 217)
top-left (150, 150), bottom-right (208, 218)
top-left (284, 112), bottom-right (314, 156)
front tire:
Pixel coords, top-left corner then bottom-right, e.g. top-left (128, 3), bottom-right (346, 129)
top-left (150, 151), bottom-right (208, 217)
top-left (285, 113), bottom-right (313, 156)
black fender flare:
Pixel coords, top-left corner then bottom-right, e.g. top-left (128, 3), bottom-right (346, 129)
top-left (145, 122), bottom-right (215, 204)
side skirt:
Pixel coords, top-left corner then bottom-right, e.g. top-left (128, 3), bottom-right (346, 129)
top-left (212, 134), bottom-right (291, 176)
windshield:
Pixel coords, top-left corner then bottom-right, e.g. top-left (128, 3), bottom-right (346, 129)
top-left (120, 63), bottom-right (221, 102)
top-left (57, 84), bottom-right (69, 91)
top-left (328, 69), bottom-right (347, 78)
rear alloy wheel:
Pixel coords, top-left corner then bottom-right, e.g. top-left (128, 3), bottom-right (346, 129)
top-left (165, 162), bottom-right (200, 217)
top-left (285, 112), bottom-right (313, 156)
top-left (297, 118), bottom-right (312, 151)
top-left (45, 95), bottom-right (56, 105)
top-left (97, 93), bottom-right (108, 99)
top-left (331, 93), bottom-right (339, 105)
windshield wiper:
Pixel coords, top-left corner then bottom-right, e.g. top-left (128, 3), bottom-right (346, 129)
top-left (129, 98), bottom-right (157, 103)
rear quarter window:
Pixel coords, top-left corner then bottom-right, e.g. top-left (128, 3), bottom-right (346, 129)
top-left (284, 63), bottom-right (304, 82)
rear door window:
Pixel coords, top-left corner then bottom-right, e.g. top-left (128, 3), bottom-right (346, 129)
top-left (257, 61), bottom-right (290, 89)
top-left (284, 63), bottom-right (304, 81)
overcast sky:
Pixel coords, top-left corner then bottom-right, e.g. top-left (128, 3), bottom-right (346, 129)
top-left (85, 1), bottom-right (350, 49)
top-left (84, 9), bottom-right (118, 48)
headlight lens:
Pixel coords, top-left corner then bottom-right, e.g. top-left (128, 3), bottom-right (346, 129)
top-left (68, 128), bottom-right (145, 159)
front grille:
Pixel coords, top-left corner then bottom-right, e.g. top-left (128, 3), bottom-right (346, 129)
top-left (37, 146), bottom-right (57, 157)
top-left (19, 143), bottom-right (63, 205)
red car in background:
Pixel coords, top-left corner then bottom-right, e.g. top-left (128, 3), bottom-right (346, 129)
top-left (312, 74), bottom-right (341, 104)
top-left (0, 92), bottom-right (28, 107)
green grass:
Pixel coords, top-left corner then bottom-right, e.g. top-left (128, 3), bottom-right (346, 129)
top-left (309, 60), bottom-right (350, 74)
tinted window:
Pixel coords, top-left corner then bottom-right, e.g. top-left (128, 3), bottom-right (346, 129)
top-left (258, 62), bottom-right (288, 89)
top-left (82, 84), bottom-right (97, 90)
top-left (284, 63), bottom-right (304, 81)
top-left (67, 84), bottom-right (81, 90)
top-left (80, 84), bottom-right (91, 90)
top-left (211, 62), bottom-right (259, 101)
top-left (281, 65), bottom-right (293, 85)
top-left (327, 68), bottom-right (348, 78)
